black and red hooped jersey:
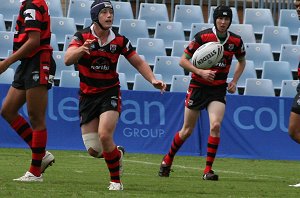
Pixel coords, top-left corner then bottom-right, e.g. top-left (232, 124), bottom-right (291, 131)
top-left (13, 0), bottom-right (52, 57)
top-left (185, 27), bottom-right (246, 87)
top-left (68, 28), bottom-right (136, 95)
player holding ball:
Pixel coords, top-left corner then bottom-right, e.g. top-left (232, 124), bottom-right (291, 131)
top-left (158, 5), bottom-right (246, 180)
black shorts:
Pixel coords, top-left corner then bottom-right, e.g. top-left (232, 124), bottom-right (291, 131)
top-left (79, 86), bottom-right (121, 126)
top-left (185, 84), bottom-right (227, 110)
top-left (291, 91), bottom-right (300, 114)
top-left (12, 50), bottom-right (56, 90)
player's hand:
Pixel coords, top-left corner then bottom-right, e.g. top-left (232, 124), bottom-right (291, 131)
top-left (227, 81), bottom-right (237, 94)
top-left (198, 69), bottom-right (216, 82)
top-left (152, 79), bottom-right (166, 93)
top-left (0, 60), bottom-right (10, 74)
top-left (81, 39), bottom-right (96, 55)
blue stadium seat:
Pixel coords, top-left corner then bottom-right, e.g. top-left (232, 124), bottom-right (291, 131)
top-left (278, 9), bottom-right (299, 36)
top-left (118, 72), bottom-right (128, 90)
top-left (133, 73), bottom-right (163, 91)
top-left (0, 31), bottom-right (14, 59)
top-left (173, 5), bottom-right (204, 31)
top-left (46, 0), bottom-right (64, 17)
top-left (83, 18), bottom-right (92, 29)
top-left (279, 44), bottom-right (300, 72)
top-left (244, 79), bottom-right (275, 97)
top-left (52, 51), bottom-right (75, 80)
top-left (10, 15), bottom-right (18, 32)
top-left (118, 19), bottom-right (149, 47)
top-left (228, 24), bottom-right (256, 43)
top-left (59, 70), bottom-right (80, 88)
top-left (51, 33), bottom-right (59, 51)
top-left (170, 75), bottom-right (191, 92)
top-left (154, 21), bottom-right (185, 49)
top-left (62, 34), bottom-right (74, 51)
top-left (261, 61), bottom-right (293, 89)
top-left (0, 0), bottom-right (20, 22)
top-left (229, 60), bottom-right (257, 88)
top-left (244, 43), bottom-right (274, 70)
top-left (280, 80), bottom-right (298, 97)
top-left (171, 40), bottom-right (189, 57)
top-left (0, 68), bottom-right (14, 84)
top-left (297, 29), bottom-right (300, 45)
top-left (111, 1), bottom-right (134, 28)
top-left (243, 8), bottom-right (274, 35)
top-left (153, 56), bottom-right (185, 84)
top-left (189, 23), bottom-right (213, 41)
top-left (116, 55), bottom-right (145, 83)
top-left (0, 14), bottom-right (6, 31)
top-left (136, 38), bottom-right (166, 66)
top-left (51, 17), bottom-right (77, 44)
top-left (138, 3), bottom-right (169, 30)
top-left (261, 26), bottom-right (292, 54)
top-left (208, 6), bottom-right (240, 24)
top-left (67, 0), bottom-right (93, 27)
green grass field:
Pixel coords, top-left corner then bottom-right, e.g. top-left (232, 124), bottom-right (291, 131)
top-left (0, 148), bottom-right (300, 197)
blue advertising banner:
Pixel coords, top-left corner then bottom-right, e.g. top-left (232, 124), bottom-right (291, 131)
top-left (0, 84), bottom-right (300, 160)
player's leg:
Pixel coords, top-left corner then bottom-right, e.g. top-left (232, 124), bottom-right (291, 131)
top-left (99, 110), bottom-right (124, 190)
top-left (203, 101), bottom-right (225, 181)
top-left (289, 112), bottom-right (300, 143)
top-left (159, 107), bottom-right (200, 177)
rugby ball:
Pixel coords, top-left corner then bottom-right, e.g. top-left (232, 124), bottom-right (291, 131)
top-left (192, 42), bottom-right (224, 69)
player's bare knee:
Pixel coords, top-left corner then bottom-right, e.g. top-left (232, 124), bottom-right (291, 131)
top-left (211, 122), bottom-right (221, 132)
top-left (82, 133), bottom-right (103, 158)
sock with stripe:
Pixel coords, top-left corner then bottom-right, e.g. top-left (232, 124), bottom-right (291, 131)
top-left (103, 146), bottom-right (121, 183)
top-left (10, 115), bottom-right (33, 147)
top-left (204, 135), bottom-right (220, 174)
top-left (163, 132), bottom-right (184, 165)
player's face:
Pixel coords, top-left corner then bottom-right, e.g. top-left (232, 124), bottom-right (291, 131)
top-left (98, 8), bottom-right (114, 28)
top-left (216, 16), bottom-right (231, 33)
top-left (295, 1), bottom-right (300, 19)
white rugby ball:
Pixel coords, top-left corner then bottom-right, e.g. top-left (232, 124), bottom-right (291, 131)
top-left (192, 42), bottom-right (224, 69)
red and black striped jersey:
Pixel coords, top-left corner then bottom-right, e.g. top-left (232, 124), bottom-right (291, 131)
top-left (13, 0), bottom-right (52, 57)
top-left (185, 27), bottom-right (246, 87)
top-left (68, 27), bottom-right (136, 95)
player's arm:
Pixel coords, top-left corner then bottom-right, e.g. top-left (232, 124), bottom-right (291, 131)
top-left (0, 31), bottom-right (40, 74)
top-left (127, 53), bottom-right (166, 91)
top-left (227, 57), bottom-right (246, 93)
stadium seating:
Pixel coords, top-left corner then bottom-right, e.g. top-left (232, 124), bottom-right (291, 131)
top-left (170, 75), bottom-right (191, 92)
top-left (10, 15), bottom-right (17, 32)
top-left (51, 34), bottom-right (59, 51)
top-left (279, 44), bottom-right (300, 72)
top-left (173, 5), bottom-right (204, 31)
top-left (0, 31), bottom-right (14, 59)
top-left (153, 56), bottom-right (185, 84)
top-left (208, 6), bottom-right (240, 24)
top-left (136, 38), bottom-right (166, 66)
top-left (171, 40), bottom-right (189, 57)
top-left (278, 9), bottom-right (299, 36)
top-left (297, 29), bottom-right (300, 45)
top-left (243, 8), bottom-right (274, 35)
top-left (0, 0), bottom-right (20, 22)
top-left (59, 70), bottom-right (80, 88)
top-left (116, 55), bottom-right (145, 84)
top-left (189, 23), bottom-right (213, 41)
top-left (62, 34), bottom-right (74, 51)
top-left (0, 14), bottom-right (6, 31)
top-left (132, 74), bottom-right (163, 91)
top-left (0, 68), bottom-right (14, 84)
top-left (138, 3), bottom-right (169, 30)
top-left (67, 0), bottom-right (93, 27)
top-left (261, 26), bottom-right (292, 54)
top-left (154, 21), bottom-right (185, 49)
top-left (280, 80), bottom-right (298, 97)
top-left (52, 51), bottom-right (75, 80)
top-left (244, 78), bottom-right (275, 96)
top-left (244, 43), bottom-right (274, 70)
top-left (50, 17), bottom-right (77, 44)
top-left (228, 60), bottom-right (257, 88)
top-left (118, 72), bottom-right (128, 90)
top-left (228, 24), bottom-right (256, 43)
top-left (111, 1), bottom-right (134, 28)
top-left (261, 61), bottom-right (293, 89)
top-left (118, 19), bottom-right (149, 47)
top-left (46, 0), bottom-right (64, 17)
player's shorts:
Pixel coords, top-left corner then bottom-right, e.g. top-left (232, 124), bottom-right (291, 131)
top-left (79, 86), bottom-right (121, 126)
top-left (12, 50), bottom-right (56, 90)
top-left (291, 90), bottom-right (300, 115)
top-left (185, 84), bottom-right (227, 110)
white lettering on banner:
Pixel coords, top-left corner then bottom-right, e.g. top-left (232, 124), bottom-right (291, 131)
top-left (233, 99), bottom-right (288, 132)
top-left (123, 128), bottom-right (166, 138)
